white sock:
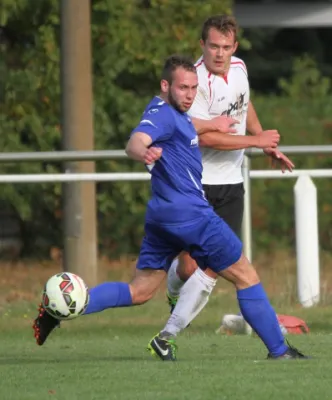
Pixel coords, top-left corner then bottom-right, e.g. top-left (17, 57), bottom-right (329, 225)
top-left (162, 268), bottom-right (217, 337)
top-left (167, 258), bottom-right (184, 298)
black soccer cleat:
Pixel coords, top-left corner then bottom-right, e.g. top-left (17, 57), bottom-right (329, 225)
top-left (147, 333), bottom-right (178, 361)
top-left (33, 303), bottom-right (60, 346)
top-left (268, 342), bottom-right (310, 360)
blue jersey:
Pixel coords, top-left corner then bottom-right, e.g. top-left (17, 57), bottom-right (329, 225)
top-left (131, 96), bottom-right (212, 224)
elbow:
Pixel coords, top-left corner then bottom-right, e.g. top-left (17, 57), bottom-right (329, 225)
top-left (125, 140), bottom-right (131, 155)
top-left (195, 126), bottom-right (204, 135)
top-left (125, 142), bottom-right (132, 158)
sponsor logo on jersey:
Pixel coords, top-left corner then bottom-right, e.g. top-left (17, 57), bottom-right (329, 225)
top-left (190, 135), bottom-right (199, 147)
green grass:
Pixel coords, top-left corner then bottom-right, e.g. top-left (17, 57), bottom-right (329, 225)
top-left (1, 289), bottom-right (332, 400)
top-left (1, 254), bottom-right (332, 400)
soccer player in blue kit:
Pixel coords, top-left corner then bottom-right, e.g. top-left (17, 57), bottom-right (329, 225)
top-left (33, 55), bottom-right (308, 361)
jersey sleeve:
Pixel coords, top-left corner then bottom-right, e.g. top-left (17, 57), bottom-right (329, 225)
top-left (131, 107), bottom-right (174, 143)
top-left (187, 86), bottom-right (210, 120)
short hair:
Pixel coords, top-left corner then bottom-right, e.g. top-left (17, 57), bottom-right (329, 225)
top-left (161, 54), bottom-right (196, 84)
top-left (201, 15), bottom-right (238, 43)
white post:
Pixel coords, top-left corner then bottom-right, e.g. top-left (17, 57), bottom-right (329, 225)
top-left (294, 175), bottom-right (320, 307)
top-left (241, 155), bottom-right (252, 262)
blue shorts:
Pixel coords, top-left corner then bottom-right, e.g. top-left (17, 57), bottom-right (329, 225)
top-left (136, 210), bottom-right (242, 273)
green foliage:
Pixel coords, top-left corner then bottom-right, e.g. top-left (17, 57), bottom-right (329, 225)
top-left (1, 1), bottom-right (331, 257)
top-left (237, 27), bottom-right (332, 94)
top-left (278, 55), bottom-right (331, 100)
top-left (0, 0), bottom-right (233, 256)
top-left (250, 57), bottom-right (332, 252)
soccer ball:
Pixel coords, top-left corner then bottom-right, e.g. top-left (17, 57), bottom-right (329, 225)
top-left (42, 272), bottom-right (89, 320)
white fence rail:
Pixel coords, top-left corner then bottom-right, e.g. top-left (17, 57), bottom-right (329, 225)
top-left (1, 146), bottom-right (331, 307)
top-left (0, 169), bottom-right (331, 183)
top-left (0, 145), bottom-right (332, 163)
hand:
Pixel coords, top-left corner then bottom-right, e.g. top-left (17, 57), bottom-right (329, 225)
top-left (143, 146), bottom-right (162, 165)
top-left (264, 147), bottom-right (295, 173)
top-left (255, 130), bottom-right (280, 149)
top-left (211, 116), bottom-right (240, 134)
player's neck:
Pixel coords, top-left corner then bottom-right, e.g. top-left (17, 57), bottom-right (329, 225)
top-left (158, 93), bottom-right (184, 114)
top-left (159, 93), bottom-right (170, 105)
top-left (205, 60), bottom-right (230, 79)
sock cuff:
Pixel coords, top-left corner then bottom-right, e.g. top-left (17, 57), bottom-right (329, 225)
top-left (195, 268), bottom-right (217, 289)
top-left (118, 282), bottom-right (133, 306)
top-left (170, 258), bottom-right (179, 272)
top-left (237, 282), bottom-right (267, 300)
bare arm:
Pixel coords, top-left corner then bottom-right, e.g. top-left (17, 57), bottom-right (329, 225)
top-left (246, 101), bottom-right (295, 171)
top-left (199, 129), bottom-right (280, 151)
top-left (191, 117), bottom-right (216, 135)
top-left (199, 132), bottom-right (260, 150)
top-left (125, 132), bottom-right (152, 162)
top-left (188, 85), bottom-right (239, 135)
top-left (198, 98), bottom-right (281, 150)
top-left (195, 101), bottom-right (262, 138)
top-left (126, 132), bottom-right (162, 166)
top-left (191, 116), bottom-right (239, 135)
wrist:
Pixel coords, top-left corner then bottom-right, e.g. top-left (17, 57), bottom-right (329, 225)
top-left (250, 135), bottom-right (261, 148)
top-left (207, 119), bottom-right (219, 132)
top-left (263, 147), bottom-right (273, 155)
top-left (249, 129), bottom-right (263, 136)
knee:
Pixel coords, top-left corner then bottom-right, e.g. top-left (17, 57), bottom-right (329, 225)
top-left (221, 253), bottom-right (260, 289)
top-left (177, 253), bottom-right (198, 281)
top-left (129, 285), bottom-right (154, 305)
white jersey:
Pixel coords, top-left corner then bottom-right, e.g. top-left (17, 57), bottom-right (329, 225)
top-left (188, 56), bottom-right (250, 185)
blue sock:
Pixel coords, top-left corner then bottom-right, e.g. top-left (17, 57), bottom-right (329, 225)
top-left (237, 283), bottom-right (288, 357)
top-left (84, 282), bottom-right (132, 315)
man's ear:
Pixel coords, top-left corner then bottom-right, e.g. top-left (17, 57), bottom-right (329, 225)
top-left (160, 79), bottom-right (170, 93)
top-left (233, 41), bottom-right (239, 54)
top-left (199, 39), bottom-right (205, 53)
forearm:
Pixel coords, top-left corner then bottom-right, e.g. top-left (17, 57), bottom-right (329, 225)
top-left (199, 132), bottom-right (259, 151)
top-left (191, 117), bottom-right (217, 135)
top-left (246, 101), bottom-right (263, 136)
top-left (125, 133), bottom-right (151, 162)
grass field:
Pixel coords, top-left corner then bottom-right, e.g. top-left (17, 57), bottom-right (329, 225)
top-left (1, 253), bottom-right (332, 400)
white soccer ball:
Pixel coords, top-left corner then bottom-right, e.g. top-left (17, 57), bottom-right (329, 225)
top-left (42, 272), bottom-right (89, 320)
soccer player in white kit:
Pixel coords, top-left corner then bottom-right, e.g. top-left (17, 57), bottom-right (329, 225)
top-left (166, 15), bottom-right (295, 326)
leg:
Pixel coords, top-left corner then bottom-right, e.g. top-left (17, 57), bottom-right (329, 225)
top-left (166, 184), bottom-right (243, 303)
top-left (129, 268), bottom-right (166, 304)
top-left (84, 268), bottom-right (165, 314)
top-left (34, 222), bottom-right (178, 346)
top-left (167, 252), bottom-right (197, 297)
top-left (219, 254), bottom-right (308, 358)
top-left (32, 268), bottom-right (165, 346)
top-left (167, 254), bottom-right (217, 324)
top-left (161, 213), bottom-right (243, 342)
top-left (219, 253), bottom-right (287, 356)
top-left (80, 222), bottom-right (179, 314)
top-left (167, 243), bottom-right (218, 309)
top-left (84, 226), bottom-right (174, 314)
top-left (176, 252), bottom-right (198, 281)
top-left (167, 252), bottom-right (198, 309)
top-left (153, 212), bottom-right (308, 360)
top-left (205, 183), bottom-right (244, 239)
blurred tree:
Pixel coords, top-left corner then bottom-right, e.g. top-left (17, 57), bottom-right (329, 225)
top-left (237, 27), bottom-right (332, 93)
top-left (0, 0), bottom-right (331, 257)
top-left (0, 0), bottom-right (233, 256)
top-left (250, 56), bottom-right (332, 252)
